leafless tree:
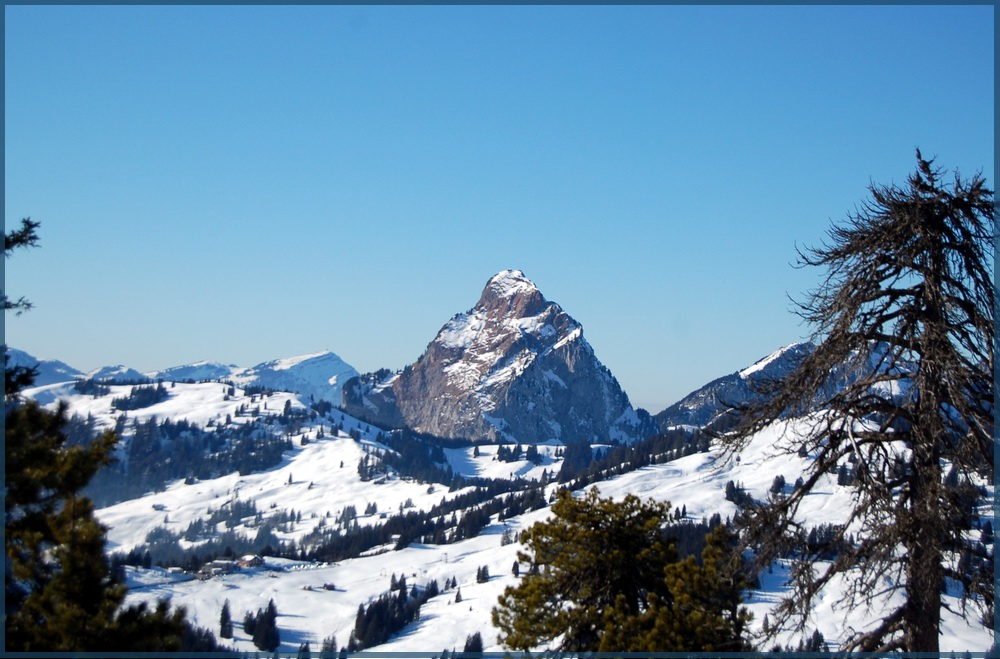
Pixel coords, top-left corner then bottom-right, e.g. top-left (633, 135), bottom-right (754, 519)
top-left (722, 151), bottom-right (994, 652)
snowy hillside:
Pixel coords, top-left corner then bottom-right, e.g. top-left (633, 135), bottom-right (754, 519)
top-left (113, 412), bottom-right (992, 653)
top-left (25, 379), bottom-right (308, 435)
top-left (149, 361), bottom-right (239, 382)
top-left (229, 351), bottom-right (359, 405)
top-left (18, 338), bottom-right (992, 652)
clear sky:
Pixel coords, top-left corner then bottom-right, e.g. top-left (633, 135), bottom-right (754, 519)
top-left (4, 5), bottom-right (994, 412)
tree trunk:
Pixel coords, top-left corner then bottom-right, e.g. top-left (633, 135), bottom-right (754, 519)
top-left (903, 448), bottom-right (942, 652)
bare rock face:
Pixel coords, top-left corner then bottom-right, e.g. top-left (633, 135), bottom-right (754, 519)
top-left (343, 270), bottom-right (652, 443)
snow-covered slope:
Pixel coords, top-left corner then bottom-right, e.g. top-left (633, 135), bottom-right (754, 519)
top-left (87, 364), bottom-right (149, 382)
top-left (23, 348), bottom-right (986, 652)
top-left (230, 351), bottom-right (359, 404)
top-left (149, 361), bottom-right (239, 382)
top-left (344, 270), bottom-right (652, 444)
top-left (112, 412), bottom-right (992, 653)
top-left (24, 379), bottom-right (304, 432)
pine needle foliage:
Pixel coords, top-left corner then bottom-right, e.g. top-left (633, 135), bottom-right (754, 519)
top-left (492, 488), bottom-right (749, 651)
top-left (4, 220), bottom-right (189, 650)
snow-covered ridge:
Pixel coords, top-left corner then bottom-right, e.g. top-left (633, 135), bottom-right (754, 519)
top-left (229, 351), bottom-right (359, 403)
top-left (87, 364), bottom-right (148, 383)
top-left (4, 348), bottom-right (85, 386)
top-left (485, 269), bottom-right (538, 300)
top-left (738, 342), bottom-right (812, 379)
top-left (149, 361), bottom-right (238, 383)
top-left (10, 348), bottom-right (359, 406)
top-left (242, 351), bottom-right (339, 373)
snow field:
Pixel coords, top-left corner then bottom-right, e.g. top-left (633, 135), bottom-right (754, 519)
top-left (28, 379), bottom-right (991, 652)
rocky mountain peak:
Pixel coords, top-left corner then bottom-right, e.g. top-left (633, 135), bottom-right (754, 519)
top-left (475, 269), bottom-right (546, 318)
top-left (343, 271), bottom-right (652, 444)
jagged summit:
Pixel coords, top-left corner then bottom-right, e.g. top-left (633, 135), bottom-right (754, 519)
top-left (476, 269), bottom-right (545, 316)
top-left (344, 272), bottom-right (652, 444)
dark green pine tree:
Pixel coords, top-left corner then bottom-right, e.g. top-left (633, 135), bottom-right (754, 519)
top-left (463, 631), bottom-right (484, 653)
top-left (4, 218), bottom-right (188, 650)
top-left (320, 634), bottom-right (338, 654)
top-left (493, 488), bottom-right (751, 652)
top-left (598, 525), bottom-right (752, 652)
top-left (493, 488), bottom-right (677, 651)
top-left (219, 599), bottom-right (233, 639)
top-left (252, 598), bottom-right (280, 651)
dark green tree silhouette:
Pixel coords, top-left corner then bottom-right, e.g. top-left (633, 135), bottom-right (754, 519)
top-left (493, 488), bottom-right (749, 651)
top-left (219, 599), bottom-right (233, 639)
top-left (4, 220), bottom-right (188, 650)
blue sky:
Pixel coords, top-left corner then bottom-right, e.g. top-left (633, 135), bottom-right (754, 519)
top-left (4, 5), bottom-right (994, 411)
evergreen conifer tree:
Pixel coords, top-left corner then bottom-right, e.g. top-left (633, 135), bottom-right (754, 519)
top-left (463, 631), bottom-right (484, 653)
top-left (4, 220), bottom-right (188, 651)
top-left (219, 599), bottom-right (233, 639)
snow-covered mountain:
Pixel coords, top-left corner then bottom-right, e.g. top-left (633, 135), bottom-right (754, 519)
top-left (343, 270), bottom-right (652, 444)
top-left (230, 351), bottom-right (359, 405)
top-left (5, 347), bottom-right (85, 386)
top-left (654, 342), bottom-right (815, 430)
top-left (149, 361), bottom-right (239, 383)
top-left (653, 340), bottom-right (920, 432)
top-left (146, 352), bottom-right (358, 404)
top-left (87, 364), bottom-right (149, 382)
top-left (8, 347), bottom-right (358, 406)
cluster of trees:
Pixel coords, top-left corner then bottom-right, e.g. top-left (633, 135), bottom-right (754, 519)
top-left (346, 575), bottom-right (439, 651)
top-left (72, 378), bottom-right (112, 397)
top-left (557, 426), bottom-right (710, 485)
top-left (110, 383), bottom-right (170, 411)
top-left (117, 519), bottom-right (286, 573)
top-left (723, 479), bottom-right (754, 507)
top-left (85, 413), bottom-right (294, 505)
top-left (376, 428), bottom-right (461, 485)
top-left (306, 480), bottom-right (544, 563)
top-left (243, 598), bottom-right (280, 651)
top-left (494, 442), bottom-right (542, 464)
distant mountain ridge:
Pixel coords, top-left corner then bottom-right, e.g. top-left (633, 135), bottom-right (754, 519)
top-left (5, 348), bottom-right (86, 386)
top-left (654, 342), bottom-right (815, 431)
top-left (343, 270), bottom-right (653, 444)
top-left (8, 348), bottom-right (358, 404)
